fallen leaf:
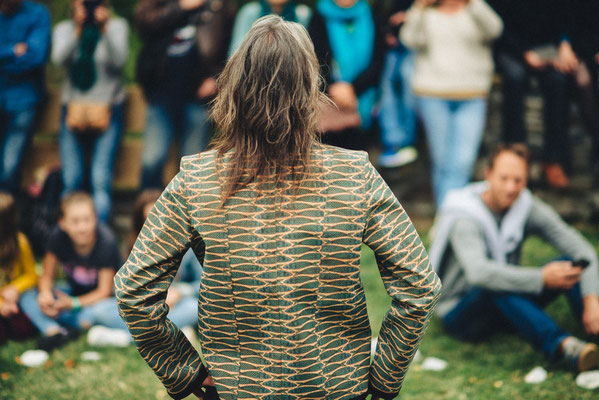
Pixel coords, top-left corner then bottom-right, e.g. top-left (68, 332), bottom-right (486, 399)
top-left (64, 359), bottom-right (76, 369)
top-left (493, 380), bottom-right (503, 388)
top-left (468, 376), bottom-right (477, 384)
top-left (1, 372), bottom-right (11, 380)
top-left (15, 357), bottom-right (22, 365)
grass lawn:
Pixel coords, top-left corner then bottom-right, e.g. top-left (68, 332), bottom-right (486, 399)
top-left (1, 230), bottom-right (599, 399)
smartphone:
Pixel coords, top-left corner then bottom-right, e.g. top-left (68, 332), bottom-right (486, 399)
top-left (573, 259), bottom-right (590, 269)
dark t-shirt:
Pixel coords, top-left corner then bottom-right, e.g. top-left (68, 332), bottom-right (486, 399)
top-left (47, 223), bottom-right (122, 296)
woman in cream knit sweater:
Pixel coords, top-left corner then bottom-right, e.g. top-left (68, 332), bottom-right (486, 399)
top-left (400, 0), bottom-right (502, 206)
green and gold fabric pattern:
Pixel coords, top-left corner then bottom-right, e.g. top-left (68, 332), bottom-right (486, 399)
top-left (115, 145), bottom-right (441, 400)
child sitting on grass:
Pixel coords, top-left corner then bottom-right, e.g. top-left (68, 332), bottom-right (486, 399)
top-left (19, 191), bottom-right (125, 351)
top-left (0, 192), bottom-right (37, 344)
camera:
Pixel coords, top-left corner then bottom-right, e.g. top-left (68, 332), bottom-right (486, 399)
top-left (83, 0), bottom-right (102, 24)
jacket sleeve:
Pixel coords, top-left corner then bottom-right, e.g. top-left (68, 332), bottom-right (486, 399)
top-left (104, 18), bottom-right (130, 70)
top-left (362, 157), bottom-right (441, 399)
top-left (51, 22), bottom-right (79, 67)
top-left (399, 5), bottom-right (427, 51)
top-left (528, 198), bottom-right (599, 298)
top-left (135, 0), bottom-right (187, 40)
top-left (449, 218), bottom-right (544, 293)
top-left (1, 6), bottom-right (50, 74)
top-left (8, 234), bottom-right (38, 294)
top-left (467, 0), bottom-right (503, 42)
top-left (114, 161), bottom-right (207, 400)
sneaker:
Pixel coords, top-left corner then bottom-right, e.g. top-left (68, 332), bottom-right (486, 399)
top-left (37, 328), bottom-right (80, 352)
top-left (562, 336), bottom-right (599, 372)
top-left (378, 146), bottom-right (418, 169)
top-left (87, 325), bottom-right (130, 347)
top-left (543, 163), bottom-right (569, 189)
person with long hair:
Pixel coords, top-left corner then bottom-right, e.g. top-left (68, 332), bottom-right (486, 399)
top-left (116, 15), bottom-right (440, 400)
top-left (0, 192), bottom-right (37, 344)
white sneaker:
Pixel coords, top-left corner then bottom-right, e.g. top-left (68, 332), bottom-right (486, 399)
top-left (378, 146), bottom-right (418, 169)
top-left (87, 325), bottom-right (131, 347)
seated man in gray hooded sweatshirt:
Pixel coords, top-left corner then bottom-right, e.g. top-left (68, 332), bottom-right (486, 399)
top-left (428, 143), bottom-right (599, 372)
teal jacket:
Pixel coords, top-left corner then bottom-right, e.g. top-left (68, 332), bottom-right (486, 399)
top-left (115, 145), bottom-right (441, 400)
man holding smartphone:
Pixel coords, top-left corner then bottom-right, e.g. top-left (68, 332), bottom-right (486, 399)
top-left (429, 143), bottom-right (599, 372)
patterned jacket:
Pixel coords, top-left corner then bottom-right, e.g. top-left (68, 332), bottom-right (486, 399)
top-left (115, 145), bottom-right (441, 400)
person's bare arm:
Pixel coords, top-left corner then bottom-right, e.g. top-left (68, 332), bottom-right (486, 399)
top-left (74, 268), bottom-right (115, 307)
top-left (37, 252), bottom-right (58, 317)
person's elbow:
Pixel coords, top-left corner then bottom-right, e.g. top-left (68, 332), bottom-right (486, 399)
top-left (113, 265), bottom-right (135, 312)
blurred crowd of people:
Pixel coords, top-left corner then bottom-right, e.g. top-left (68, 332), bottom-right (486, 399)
top-left (1, 0), bottom-right (599, 378)
top-left (2, 0), bottom-right (599, 215)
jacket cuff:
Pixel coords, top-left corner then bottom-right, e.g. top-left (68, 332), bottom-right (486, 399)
top-left (170, 363), bottom-right (209, 400)
top-left (368, 381), bottom-right (399, 400)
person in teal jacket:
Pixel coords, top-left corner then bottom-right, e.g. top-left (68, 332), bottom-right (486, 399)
top-left (115, 15), bottom-right (441, 400)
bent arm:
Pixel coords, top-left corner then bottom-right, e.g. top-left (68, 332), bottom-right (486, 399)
top-left (2, 8), bottom-right (50, 74)
top-left (115, 164), bottom-right (206, 399)
top-left (10, 235), bottom-right (38, 294)
top-left (528, 199), bottom-right (599, 297)
top-left (450, 218), bottom-right (544, 293)
top-left (51, 22), bottom-right (80, 67)
top-left (104, 19), bottom-right (130, 70)
top-left (468, 0), bottom-right (503, 42)
top-left (400, 5), bottom-right (427, 50)
top-left (135, 0), bottom-right (187, 40)
top-left (76, 268), bottom-right (115, 307)
top-left (362, 158), bottom-right (441, 399)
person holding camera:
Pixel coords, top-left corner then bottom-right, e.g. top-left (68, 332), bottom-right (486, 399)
top-left (52, 0), bottom-right (129, 223)
top-left (0, 0), bottom-right (50, 195)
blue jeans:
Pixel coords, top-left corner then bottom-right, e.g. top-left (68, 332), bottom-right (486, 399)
top-left (59, 104), bottom-right (124, 222)
top-left (19, 287), bottom-right (126, 336)
top-left (379, 46), bottom-right (417, 154)
top-left (443, 285), bottom-right (583, 361)
top-left (416, 96), bottom-right (487, 207)
top-left (0, 107), bottom-right (37, 194)
top-left (140, 101), bottom-right (209, 190)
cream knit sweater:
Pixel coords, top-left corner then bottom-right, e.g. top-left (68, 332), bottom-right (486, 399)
top-left (400, 0), bottom-right (502, 99)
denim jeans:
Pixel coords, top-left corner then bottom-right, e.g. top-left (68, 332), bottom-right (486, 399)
top-left (378, 46), bottom-right (417, 155)
top-left (416, 96), bottom-right (487, 207)
top-left (442, 285), bottom-right (583, 361)
top-left (19, 287), bottom-right (126, 336)
top-left (495, 50), bottom-right (570, 164)
top-left (140, 101), bottom-right (209, 190)
top-left (59, 103), bottom-right (124, 222)
top-left (0, 107), bottom-right (37, 194)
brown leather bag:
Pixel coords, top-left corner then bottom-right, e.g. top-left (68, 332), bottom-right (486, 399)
top-left (66, 102), bottom-right (111, 133)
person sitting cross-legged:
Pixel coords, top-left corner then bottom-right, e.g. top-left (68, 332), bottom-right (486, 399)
top-left (429, 143), bottom-right (599, 372)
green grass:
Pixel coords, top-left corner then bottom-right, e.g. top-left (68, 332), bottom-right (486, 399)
top-left (2, 231), bottom-right (599, 399)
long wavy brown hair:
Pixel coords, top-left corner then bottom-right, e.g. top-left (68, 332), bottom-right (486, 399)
top-left (210, 15), bottom-right (328, 206)
top-left (0, 192), bottom-right (19, 271)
